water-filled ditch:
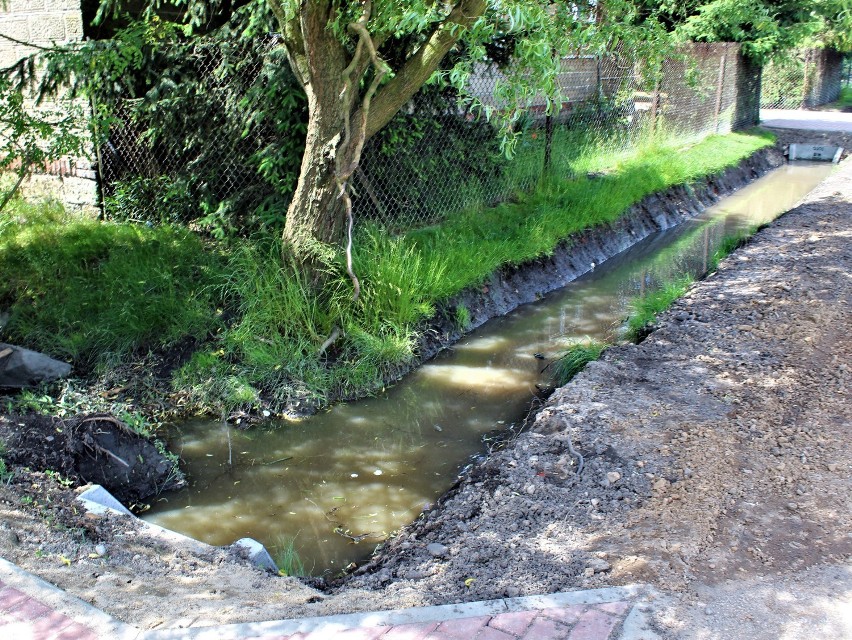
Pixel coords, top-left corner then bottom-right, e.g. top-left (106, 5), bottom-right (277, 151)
top-left (144, 161), bottom-right (833, 574)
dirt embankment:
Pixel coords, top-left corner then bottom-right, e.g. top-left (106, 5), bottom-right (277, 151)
top-left (0, 147), bottom-right (849, 634)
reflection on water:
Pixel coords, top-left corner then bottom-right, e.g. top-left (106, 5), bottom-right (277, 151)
top-left (144, 162), bottom-right (832, 574)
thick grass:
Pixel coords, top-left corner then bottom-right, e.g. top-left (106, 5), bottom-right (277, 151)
top-left (0, 199), bottom-right (223, 368)
top-left (404, 129), bottom-right (774, 299)
top-left (551, 340), bottom-right (607, 386)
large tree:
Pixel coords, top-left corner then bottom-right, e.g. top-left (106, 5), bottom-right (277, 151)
top-left (259, 1), bottom-right (667, 279)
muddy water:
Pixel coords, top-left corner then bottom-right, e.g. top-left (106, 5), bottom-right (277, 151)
top-left (144, 162), bottom-right (832, 574)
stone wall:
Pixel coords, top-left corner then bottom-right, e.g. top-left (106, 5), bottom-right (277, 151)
top-left (0, 0), bottom-right (99, 211)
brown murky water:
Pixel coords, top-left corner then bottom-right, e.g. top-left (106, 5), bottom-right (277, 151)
top-left (144, 162), bottom-right (833, 574)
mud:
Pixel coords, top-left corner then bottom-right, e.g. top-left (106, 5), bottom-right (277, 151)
top-left (0, 413), bottom-right (185, 505)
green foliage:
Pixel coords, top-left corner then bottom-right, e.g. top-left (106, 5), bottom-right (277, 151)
top-left (357, 85), bottom-right (508, 228)
top-left (405, 130), bottom-right (773, 301)
top-left (552, 340), bottom-right (607, 386)
top-left (760, 54), bottom-right (807, 108)
top-left (2, 129), bottom-right (773, 415)
top-left (104, 175), bottom-right (199, 225)
top-left (673, 0), bottom-right (852, 61)
top-left (0, 76), bottom-right (87, 212)
top-left (0, 198), bottom-right (223, 367)
top-left (454, 304), bottom-right (472, 332)
top-left (0, 441), bottom-right (13, 485)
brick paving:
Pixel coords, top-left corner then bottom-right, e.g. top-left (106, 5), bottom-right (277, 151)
top-left (0, 568), bottom-right (640, 640)
top-left (0, 579), bottom-right (99, 640)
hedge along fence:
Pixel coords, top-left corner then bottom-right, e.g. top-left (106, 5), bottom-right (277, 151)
top-left (761, 48), bottom-right (846, 109)
top-left (96, 41), bottom-right (760, 235)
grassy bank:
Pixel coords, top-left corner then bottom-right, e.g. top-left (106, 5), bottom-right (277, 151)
top-left (0, 129), bottom-right (774, 419)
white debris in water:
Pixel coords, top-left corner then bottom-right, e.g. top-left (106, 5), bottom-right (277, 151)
top-left (373, 469), bottom-right (383, 476)
top-left (350, 473), bottom-right (359, 478)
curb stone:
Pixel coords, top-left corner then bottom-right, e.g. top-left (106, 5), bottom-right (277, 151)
top-left (1, 556), bottom-right (657, 639)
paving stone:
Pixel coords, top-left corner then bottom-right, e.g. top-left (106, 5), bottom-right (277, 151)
top-left (382, 621), bottom-right (440, 639)
top-left (0, 587), bottom-right (30, 614)
top-left (434, 615), bottom-right (492, 639)
top-left (8, 595), bottom-right (52, 621)
top-left (521, 616), bottom-right (570, 639)
top-left (331, 625), bottom-right (392, 640)
top-left (488, 609), bottom-right (538, 635)
top-left (51, 621), bottom-right (100, 640)
top-left (568, 609), bottom-right (621, 640)
top-left (540, 605), bottom-right (586, 626)
top-left (22, 611), bottom-right (75, 637)
top-left (474, 625), bottom-right (515, 640)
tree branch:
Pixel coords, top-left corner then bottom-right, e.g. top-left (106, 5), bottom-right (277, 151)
top-left (360, 0), bottom-right (487, 139)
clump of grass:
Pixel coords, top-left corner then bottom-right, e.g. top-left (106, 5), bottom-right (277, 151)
top-left (0, 198), bottom-right (223, 368)
top-left (0, 441), bottom-right (13, 485)
top-left (271, 535), bottom-right (308, 577)
top-left (453, 303), bottom-right (471, 332)
top-left (624, 275), bottom-right (694, 342)
top-left (551, 340), bottom-right (607, 386)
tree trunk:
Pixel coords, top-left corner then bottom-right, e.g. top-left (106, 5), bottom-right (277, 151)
top-left (282, 100), bottom-right (347, 257)
top-left (274, 0), bottom-right (488, 266)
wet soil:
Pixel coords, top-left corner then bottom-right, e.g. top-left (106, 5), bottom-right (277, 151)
top-left (0, 149), bottom-right (849, 636)
top-left (0, 413), bottom-right (185, 506)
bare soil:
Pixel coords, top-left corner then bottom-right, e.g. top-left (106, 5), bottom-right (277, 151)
top-left (0, 154), bottom-right (849, 637)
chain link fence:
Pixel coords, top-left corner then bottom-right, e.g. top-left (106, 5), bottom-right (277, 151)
top-left (96, 41), bottom-right (759, 233)
top-left (760, 48), bottom-right (845, 109)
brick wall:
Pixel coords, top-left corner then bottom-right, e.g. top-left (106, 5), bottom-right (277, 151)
top-left (0, 0), bottom-right (99, 211)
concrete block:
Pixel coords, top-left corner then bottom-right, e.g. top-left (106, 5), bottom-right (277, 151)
top-left (231, 538), bottom-right (279, 573)
top-left (77, 485), bottom-right (133, 516)
top-left (45, 0), bottom-right (81, 11)
top-left (61, 176), bottom-right (99, 206)
top-left (26, 14), bottom-right (66, 43)
top-left (0, 18), bottom-right (32, 42)
top-left (7, 0), bottom-right (47, 14)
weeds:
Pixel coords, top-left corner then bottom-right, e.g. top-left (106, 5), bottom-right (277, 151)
top-left (0, 198), bottom-right (223, 368)
top-left (551, 340), bottom-right (608, 386)
top-left (0, 442), bottom-right (13, 485)
top-left (622, 221), bottom-right (765, 343)
top-left (624, 276), bottom-right (694, 342)
top-left (271, 535), bottom-right (308, 577)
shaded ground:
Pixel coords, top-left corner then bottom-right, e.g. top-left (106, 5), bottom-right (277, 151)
top-left (0, 153), bottom-right (849, 637)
